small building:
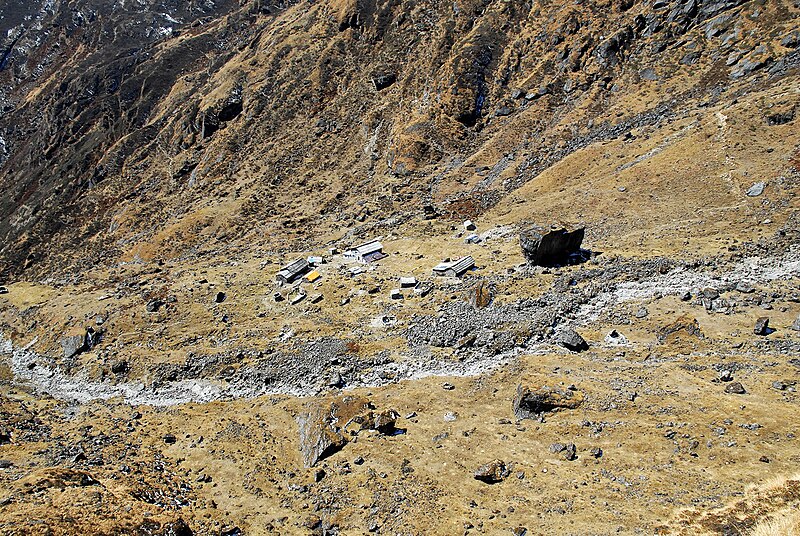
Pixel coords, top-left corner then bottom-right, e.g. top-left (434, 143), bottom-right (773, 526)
top-left (390, 288), bottom-right (403, 300)
top-left (276, 258), bottom-right (310, 284)
top-left (465, 233), bottom-right (481, 244)
top-left (289, 289), bottom-right (307, 305)
top-left (413, 283), bottom-right (432, 297)
top-left (309, 293), bottom-right (323, 304)
top-left (399, 276), bottom-right (417, 288)
top-left (307, 256), bottom-right (325, 265)
top-left (432, 256), bottom-right (475, 278)
top-left (464, 220), bottom-right (477, 231)
top-left (305, 270), bottom-right (321, 283)
top-left (349, 266), bottom-right (364, 277)
top-left (343, 239), bottom-right (386, 264)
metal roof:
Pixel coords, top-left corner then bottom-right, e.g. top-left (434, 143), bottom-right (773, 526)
top-left (434, 256), bottom-right (475, 275)
top-left (353, 239), bottom-right (383, 255)
top-left (277, 258), bottom-right (309, 280)
top-left (448, 256), bottom-right (475, 275)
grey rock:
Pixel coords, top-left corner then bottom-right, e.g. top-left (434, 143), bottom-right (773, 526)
top-left (746, 182), bottom-right (766, 197)
top-left (754, 317), bottom-right (770, 336)
top-left (558, 328), bottom-right (589, 352)
top-left (781, 29), bottom-right (800, 48)
top-left (724, 382), bottom-right (746, 395)
top-left (635, 307), bottom-right (649, 319)
top-left (791, 315), bottom-right (800, 331)
top-left (640, 68), bottom-right (659, 81)
top-left (61, 334), bottom-right (87, 359)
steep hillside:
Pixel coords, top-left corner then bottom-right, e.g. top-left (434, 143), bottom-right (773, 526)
top-left (0, 0), bottom-right (797, 278)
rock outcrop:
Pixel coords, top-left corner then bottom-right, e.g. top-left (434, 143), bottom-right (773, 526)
top-left (513, 384), bottom-right (584, 420)
top-left (297, 395), bottom-right (399, 467)
top-left (519, 225), bottom-right (585, 266)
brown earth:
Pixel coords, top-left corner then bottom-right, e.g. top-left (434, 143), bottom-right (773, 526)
top-left (0, 0), bottom-right (800, 534)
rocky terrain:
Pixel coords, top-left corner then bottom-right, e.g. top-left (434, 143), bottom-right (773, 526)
top-left (0, 0), bottom-right (800, 534)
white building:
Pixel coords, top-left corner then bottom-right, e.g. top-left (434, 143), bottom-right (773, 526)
top-left (343, 239), bottom-right (386, 263)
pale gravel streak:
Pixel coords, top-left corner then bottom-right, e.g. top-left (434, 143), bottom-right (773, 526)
top-left (2, 249), bottom-right (797, 406)
top-left (575, 247), bottom-right (800, 325)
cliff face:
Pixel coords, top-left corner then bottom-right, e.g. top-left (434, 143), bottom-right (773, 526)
top-left (0, 0), bottom-right (797, 280)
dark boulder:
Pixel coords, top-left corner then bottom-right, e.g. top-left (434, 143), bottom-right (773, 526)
top-left (754, 317), bottom-right (770, 336)
top-left (513, 384), bottom-right (584, 419)
top-left (519, 224), bottom-right (585, 266)
top-left (558, 328), bottom-right (589, 352)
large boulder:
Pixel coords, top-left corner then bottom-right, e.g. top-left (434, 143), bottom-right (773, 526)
top-left (473, 460), bottom-right (510, 484)
top-left (513, 384), bottom-right (584, 419)
top-left (60, 327), bottom-right (101, 358)
top-left (60, 330), bottom-right (88, 359)
top-left (297, 395), bottom-right (399, 467)
top-left (519, 224), bottom-right (585, 266)
top-left (558, 328), bottom-right (589, 352)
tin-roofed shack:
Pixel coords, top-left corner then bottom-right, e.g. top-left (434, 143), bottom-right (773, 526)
top-left (432, 256), bottom-right (475, 277)
top-left (343, 239), bottom-right (386, 264)
top-left (276, 258), bottom-right (310, 284)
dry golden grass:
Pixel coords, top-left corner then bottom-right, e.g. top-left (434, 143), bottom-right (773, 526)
top-left (748, 509), bottom-right (800, 536)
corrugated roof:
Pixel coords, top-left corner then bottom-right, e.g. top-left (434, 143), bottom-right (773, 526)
top-left (362, 251), bottom-right (387, 263)
top-left (281, 258), bottom-right (308, 273)
top-left (354, 240), bottom-right (383, 255)
top-left (448, 256), bottom-right (475, 275)
top-left (277, 258), bottom-right (309, 281)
